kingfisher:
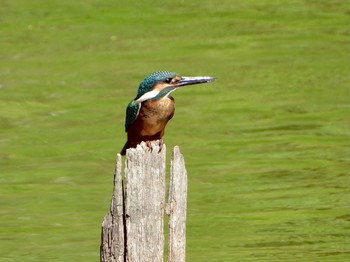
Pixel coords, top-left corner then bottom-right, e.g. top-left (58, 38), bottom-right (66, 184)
top-left (120, 71), bottom-right (215, 155)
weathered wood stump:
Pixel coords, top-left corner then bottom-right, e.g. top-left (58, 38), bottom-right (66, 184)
top-left (100, 141), bottom-right (187, 262)
top-left (167, 145), bottom-right (187, 262)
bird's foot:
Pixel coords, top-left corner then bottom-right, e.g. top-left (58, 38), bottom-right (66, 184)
top-left (158, 139), bottom-right (164, 153)
top-left (145, 140), bottom-right (153, 152)
top-left (145, 139), bottom-right (164, 154)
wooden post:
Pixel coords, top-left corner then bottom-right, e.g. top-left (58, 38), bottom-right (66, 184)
top-left (100, 141), bottom-right (187, 262)
top-left (100, 154), bottom-right (124, 262)
top-left (124, 142), bottom-right (166, 262)
top-left (167, 146), bottom-right (187, 262)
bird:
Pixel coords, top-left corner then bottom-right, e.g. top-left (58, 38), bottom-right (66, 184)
top-left (120, 71), bottom-right (215, 155)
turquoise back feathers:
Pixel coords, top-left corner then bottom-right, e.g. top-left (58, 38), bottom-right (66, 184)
top-left (125, 100), bottom-right (140, 131)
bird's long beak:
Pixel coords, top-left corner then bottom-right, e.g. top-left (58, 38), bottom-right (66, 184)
top-left (175, 76), bottom-right (216, 87)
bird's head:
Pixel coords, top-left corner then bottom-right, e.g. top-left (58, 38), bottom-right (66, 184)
top-left (135, 71), bottom-right (215, 103)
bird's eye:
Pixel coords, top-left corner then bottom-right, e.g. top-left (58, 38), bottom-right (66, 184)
top-left (165, 78), bottom-right (172, 83)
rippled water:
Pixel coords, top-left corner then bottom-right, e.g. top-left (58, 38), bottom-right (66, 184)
top-left (1, 1), bottom-right (349, 261)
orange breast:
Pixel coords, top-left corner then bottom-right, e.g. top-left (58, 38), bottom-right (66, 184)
top-left (127, 97), bottom-right (175, 141)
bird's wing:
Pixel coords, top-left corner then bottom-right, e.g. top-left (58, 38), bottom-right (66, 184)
top-left (125, 100), bottom-right (141, 131)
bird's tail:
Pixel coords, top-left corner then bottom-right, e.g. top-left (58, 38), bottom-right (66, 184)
top-left (120, 141), bottom-right (129, 156)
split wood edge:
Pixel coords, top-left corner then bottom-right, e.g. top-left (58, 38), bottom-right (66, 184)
top-left (100, 141), bottom-right (187, 262)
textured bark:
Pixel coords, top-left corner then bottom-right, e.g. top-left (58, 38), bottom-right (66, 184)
top-left (167, 146), bottom-right (187, 262)
top-left (100, 154), bottom-right (125, 262)
top-left (100, 141), bottom-right (187, 262)
top-left (124, 142), bottom-right (166, 262)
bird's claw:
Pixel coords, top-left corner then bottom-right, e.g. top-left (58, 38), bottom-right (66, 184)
top-left (145, 141), bottom-right (153, 152)
top-left (145, 139), bottom-right (164, 154)
top-left (158, 139), bottom-right (164, 153)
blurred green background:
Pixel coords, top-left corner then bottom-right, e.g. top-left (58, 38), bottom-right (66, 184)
top-left (1, 0), bottom-right (349, 261)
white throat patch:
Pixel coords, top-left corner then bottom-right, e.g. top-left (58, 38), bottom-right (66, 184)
top-left (136, 90), bottom-right (160, 103)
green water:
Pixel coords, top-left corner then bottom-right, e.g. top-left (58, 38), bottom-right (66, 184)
top-left (1, 0), bottom-right (349, 261)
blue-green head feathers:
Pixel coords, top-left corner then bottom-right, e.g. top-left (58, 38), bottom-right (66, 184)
top-left (136, 71), bottom-right (179, 99)
top-left (125, 71), bottom-right (178, 131)
top-left (124, 71), bottom-right (216, 131)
